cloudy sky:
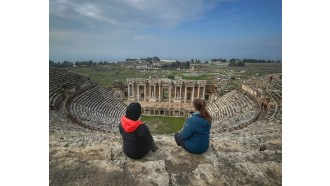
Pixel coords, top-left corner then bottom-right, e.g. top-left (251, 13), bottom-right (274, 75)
top-left (49, 0), bottom-right (282, 62)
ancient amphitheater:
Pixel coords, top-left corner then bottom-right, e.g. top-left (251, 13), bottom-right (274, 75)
top-left (49, 67), bottom-right (282, 185)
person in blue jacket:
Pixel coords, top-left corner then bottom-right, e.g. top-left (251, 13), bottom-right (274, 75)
top-left (174, 98), bottom-right (212, 154)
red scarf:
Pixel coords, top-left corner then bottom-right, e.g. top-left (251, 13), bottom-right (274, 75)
top-left (121, 115), bottom-right (144, 132)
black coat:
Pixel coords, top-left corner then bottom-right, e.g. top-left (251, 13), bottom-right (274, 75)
top-left (118, 123), bottom-right (153, 159)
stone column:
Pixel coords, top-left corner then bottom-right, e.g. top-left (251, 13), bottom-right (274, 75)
top-left (174, 86), bottom-right (177, 98)
top-left (197, 85), bottom-right (200, 98)
top-left (128, 84), bottom-right (130, 97)
top-left (169, 84), bottom-right (171, 102)
top-left (192, 86), bottom-right (195, 102)
top-left (203, 86), bottom-right (205, 99)
top-left (184, 86), bottom-right (187, 103)
top-left (180, 86), bottom-right (182, 100)
top-left (144, 85), bottom-right (146, 101)
top-left (149, 85), bottom-right (151, 100)
top-left (154, 86), bottom-right (156, 98)
top-left (159, 83), bottom-right (161, 102)
top-left (137, 85), bottom-right (140, 101)
top-left (132, 84), bottom-right (135, 98)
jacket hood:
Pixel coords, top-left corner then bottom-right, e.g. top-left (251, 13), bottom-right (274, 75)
top-left (121, 115), bottom-right (144, 132)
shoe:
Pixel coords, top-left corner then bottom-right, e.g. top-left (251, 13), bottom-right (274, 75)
top-left (151, 142), bottom-right (158, 152)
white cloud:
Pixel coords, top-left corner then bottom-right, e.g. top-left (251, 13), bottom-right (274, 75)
top-left (49, 0), bottom-right (239, 60)
top-left (50, 0), bottom-right (230, 32)
top-left (73, 3), bottom-right (104, 20)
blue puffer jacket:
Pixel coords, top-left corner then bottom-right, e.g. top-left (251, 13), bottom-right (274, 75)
top-left (181, 112), bottom-right (211, 154)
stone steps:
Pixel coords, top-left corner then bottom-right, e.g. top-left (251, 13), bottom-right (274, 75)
top-left (49, 67), bottom-right (92, 110)
top-left (67, 85), bottom-right (126, 132)
top-left (207, 89), bottom-right (260, 133)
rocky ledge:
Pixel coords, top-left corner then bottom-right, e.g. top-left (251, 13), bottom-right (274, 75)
top-left (49, 110), bottom-right (281, 186)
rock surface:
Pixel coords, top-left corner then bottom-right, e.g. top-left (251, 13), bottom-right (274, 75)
top-left (50, 108), bottom-right (281, 186)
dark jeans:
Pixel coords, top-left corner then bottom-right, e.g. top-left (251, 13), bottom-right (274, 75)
top-left (174, 132), bottom-right (190, 152)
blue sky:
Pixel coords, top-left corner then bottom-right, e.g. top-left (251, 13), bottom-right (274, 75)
top-left (49, 0), bottom-right (282, 62)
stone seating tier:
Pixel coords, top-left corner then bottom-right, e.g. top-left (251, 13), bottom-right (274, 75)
top-left (206, 89), bottom-right (260, 133)
top-left (67, 85), bottom-right (127, 132)
top-left (208, 90), bottom-right (258, 120)
top-left (70, 103), bottom-right (119, 132)
top-left (49, 67), bottom-right (93, 109)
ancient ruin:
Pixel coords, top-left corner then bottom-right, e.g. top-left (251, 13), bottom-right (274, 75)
top-left (111, 78), bottom-right (217, 117)
top-left (125, 78), bottom-right (215, 103)
top-left (49, 67), bottom-right (282, 185)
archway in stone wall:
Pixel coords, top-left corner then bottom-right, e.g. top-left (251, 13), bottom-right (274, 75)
top-left (162, 88), bottom-right (168, 100)
top-left (186, 87), bottom-right (194, 102)
top-left (187, 92), bottom-right (192, 101)
top-left (138, 86), bottom-right (144, 99)
top-left (205, 94), bottom-right (209, 101)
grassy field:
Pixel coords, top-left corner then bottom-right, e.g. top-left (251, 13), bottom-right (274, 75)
top-left (140, 115), bottom-right (186, 134)
top-left (67, 65), bottom-right (170, 88)
top-left (66, 63), bottom-right (281, 88)
top-left (227, 63), bottom-right (282, 76)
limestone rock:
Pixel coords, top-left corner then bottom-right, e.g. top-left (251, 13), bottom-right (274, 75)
top-left (50, 109), bottom-right (282, 186)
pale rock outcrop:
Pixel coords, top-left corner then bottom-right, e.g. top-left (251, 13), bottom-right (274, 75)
top-left (50, 109), bottom-right (281, 186)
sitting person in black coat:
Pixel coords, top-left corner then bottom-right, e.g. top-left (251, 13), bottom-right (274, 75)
top-left (118, 102), bottom-right (158, 159)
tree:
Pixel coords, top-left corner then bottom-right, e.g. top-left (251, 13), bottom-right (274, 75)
top-left (237, 61), bottom-right (245, 66)
top-left (228, 61), bottom-right (237, 66)
top-left (49, 60), bottom-right (72, 68)
top-left (228, 60), bottom-right (245, 67)
top-left (185, 61), bottom-right (190, 68)
top-left (49, 60), bottom-right (55, 67)
top-left (153, 56), bottom-right (160, 61)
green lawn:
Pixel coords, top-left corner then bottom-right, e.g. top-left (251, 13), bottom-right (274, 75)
top-left (140, 115), bottom-right (186, 134)
top-left (67, 65), bottom-right (168, 88)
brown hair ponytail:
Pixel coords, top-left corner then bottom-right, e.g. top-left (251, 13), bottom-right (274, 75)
top-left (193, 99), bottom-right (212, 124)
